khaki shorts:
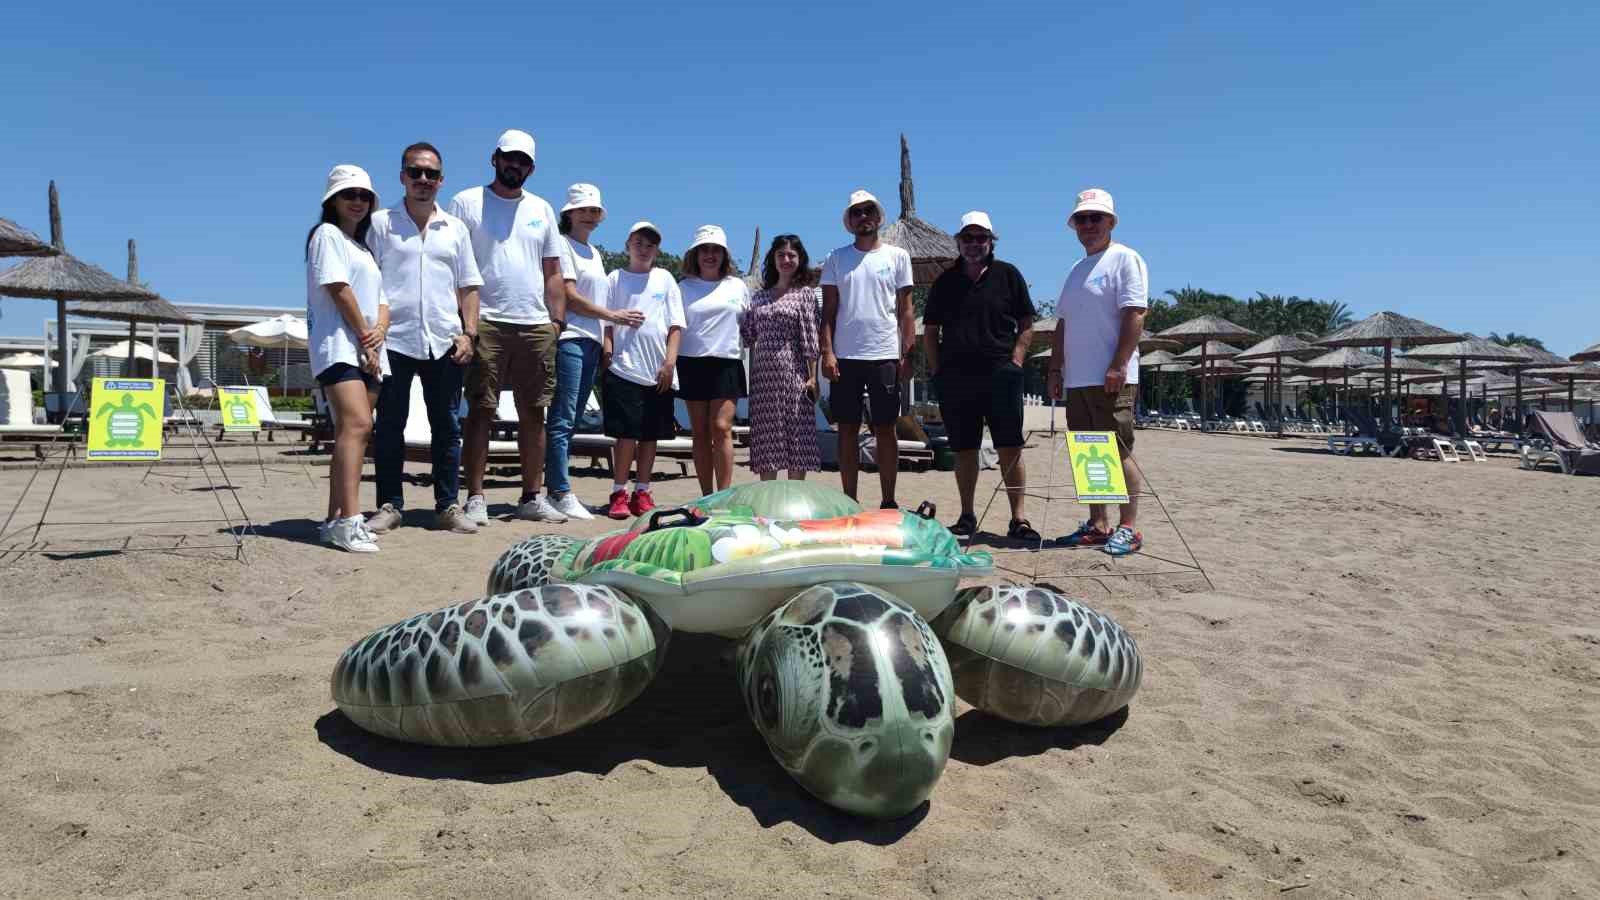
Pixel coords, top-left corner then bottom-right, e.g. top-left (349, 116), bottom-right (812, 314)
top-left (1064, 384), bottom-right (1135, 454)
top-left (467, 319), bottom-right (558, 410)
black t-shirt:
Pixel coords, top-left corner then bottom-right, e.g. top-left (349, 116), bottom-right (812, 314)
top-left (923, 259), bottom-right (1036, 375)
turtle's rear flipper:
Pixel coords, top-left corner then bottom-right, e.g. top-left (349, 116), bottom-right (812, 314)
top-left (931, 584), bottom-right (1142, 727)
top-left (734, 582), bottom-right (954, 819)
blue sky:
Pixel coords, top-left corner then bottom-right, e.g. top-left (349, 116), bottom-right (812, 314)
top-left (2, 1), bottom-right (1596, 353)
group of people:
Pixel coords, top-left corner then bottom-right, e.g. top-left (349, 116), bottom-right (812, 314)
top-left (304, 129), bottom-right (1149, 558)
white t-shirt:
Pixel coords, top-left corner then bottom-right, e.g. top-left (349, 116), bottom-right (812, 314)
top-left (819, 243), bottom-right (913, 360)
top-left (445, 186), bottom-right (573, 325)
top-left (305, 223), bottom-right (390, 377)
top-left (678, 277), bottom-right (749, 359)
top-left (606, 268), bottom-right (686, 388)
top-left (560, 237), bottom-right (607, 344)
top-left (1056, 243), bottom-right (1149, 389)
top-left (366, 205), bottom-right (483, 361)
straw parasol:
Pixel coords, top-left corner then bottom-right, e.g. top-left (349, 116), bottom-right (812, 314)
top-left (1236, 334), bottom-right (1319, 434)
top-left (0, 182), bottom-right (158, 404)
top-left (1525, 362), bottom-right (1600, 411)
top-left (1139, 349), bottom-right (1183, 370)
top-left (1403, 337), bottom-right (1526, 434)
top-left (1317, 311), bottom-right (1461, 429)
top-left (1464, 345), bottom-right (1569, 433)
top-left (1302, 347), bottom-right (1384, 421)
top-left (1156, 316), bottom-right (1257, 421)
top-left (0, 217), bottom-right (58, 257)
top-left (878, 135), bottom-right (957, 287)
top-left (1571, 342), bottom-right (1600, 363)
top-left (68, 239), bottom-right (196, 376)
top-left (1139, 329), bottom-right (1181, 353)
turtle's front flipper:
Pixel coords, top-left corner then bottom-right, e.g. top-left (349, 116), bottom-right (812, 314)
top-left (735, 582), bottom-right (954, 819)
top-left (331, 584), bottom-right (669, 746)
top-left (487, 535), bottom-right (585, 594)
top-left (931, 585), bottom-right (1142, 727)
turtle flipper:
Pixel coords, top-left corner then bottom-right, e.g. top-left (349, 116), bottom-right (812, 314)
top-left (331, 584), bottom-right (669, 746)
top-left (487, 535), bottom-right (584, 594)
top-left (735, 582), bottom-right (954, 819)
top-left (931, 585), bottom-right (1142, 727)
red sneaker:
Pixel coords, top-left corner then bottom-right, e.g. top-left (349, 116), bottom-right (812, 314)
top-left (629, 489), bottom-right (656, 517)
top-left (606, 490), bottom-right (631, 520)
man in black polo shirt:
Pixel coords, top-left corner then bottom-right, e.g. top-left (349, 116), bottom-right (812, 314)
top-left (922, 211), bottom-right (1038, 541)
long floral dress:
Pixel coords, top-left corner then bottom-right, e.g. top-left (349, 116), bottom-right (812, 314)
top-left (742, 285), bottom-right (821, 473)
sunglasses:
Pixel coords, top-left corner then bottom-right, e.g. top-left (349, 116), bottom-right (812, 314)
top-left (336, 189), bottom-right (375, 204)
top-left (404, 166), bottom-right (443, 182)
top-left (1071, 212), bottom-right (1108, 225)
top-left (847, 205), bottom-right (878, 219)
top-left (957, 232), bottom-right (991, 244)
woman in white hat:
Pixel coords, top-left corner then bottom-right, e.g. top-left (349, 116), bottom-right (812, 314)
top-left (544, 183), bottom-right (645, 519)
top-left (305, 164), bottom-right (389, 553)
top-left (676, 224), bottom-right (750, 496)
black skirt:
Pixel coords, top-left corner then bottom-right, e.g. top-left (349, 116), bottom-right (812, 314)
top-left (675, 355), bottom-right (748, 401)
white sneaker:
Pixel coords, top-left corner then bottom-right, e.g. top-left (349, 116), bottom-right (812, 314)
top-left (317, 518), bottom-right (334, 543)
top-left (550, 492), bottom-right (594, 520)
top-left (463, 494), bottom-right (490, 525)
top-left (516, 494), bottom-right (569, 523)
top-left (327, 516), bottom-right (379, 553)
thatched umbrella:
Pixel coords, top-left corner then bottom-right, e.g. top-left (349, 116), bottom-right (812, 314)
top-left (1302, 347), bottom-right (1384, 423)
top-left (0, 183), bottom-right (157, 407)
top-left (1175, 340), bottom-right (1244, 419)
top-left (68, 239), bottom-right (196, 377)
top-left (0, 217), bottom-right (57, 257)
top-left (1572, 342), bottom-right (1600, 364)
top-left (1525, 362), bottom-right (1600, 411)
top-left (1156, 316), bottom-right (1257, 422)
top-left (1139, 329), bottom-right (1182, 353)
top-left (879, 135), bottom-right (957, 287)
top-left (1236, 334), bottom-right (1318, 434)
top-left (1464, 345), bottom-right (1569, 434)
top-left (1317, 311), bottom-right (1461, 429)
top-left (1404, 338), bottom-right (1525, 434)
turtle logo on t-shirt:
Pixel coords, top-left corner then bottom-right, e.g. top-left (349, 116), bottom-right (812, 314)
top-left (650, 292), bottom-right (665, 302)
top-left (526, 219), bottom-right (543, 229)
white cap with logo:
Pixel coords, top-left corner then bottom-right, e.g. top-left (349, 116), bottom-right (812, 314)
top-left (841, 189), bottom-right (885, 229)
top-left (495, 129), bottom-right (537, 161)
top-left (1069, 188), bottom-right (1115, 222)
top-left (957, 210), bottom-right (995, 236)
top-left (321, 164), bottom-right (377, 205)
top-left (561, 183), bottom-right (604, 215)
top-left (686, 224), bottom-right (728, 253)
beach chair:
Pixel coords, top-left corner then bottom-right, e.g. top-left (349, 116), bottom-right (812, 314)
top-left (1327, 411), bottom-right (1395, 457)
top-left (0, 368), bottom-right (64, 455)
top-left (1520, 410), bottom-right (1600, 475)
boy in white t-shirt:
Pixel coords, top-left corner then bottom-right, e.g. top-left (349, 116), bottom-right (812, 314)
top-left (819, 189), bottom-right (915, 509)
top-left (1047, 188), bottom-right (1149, 557)
top-left (601, 222), bottom-right (685, 520)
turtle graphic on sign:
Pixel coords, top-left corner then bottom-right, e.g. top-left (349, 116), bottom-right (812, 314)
top-left (1064, 431), bottom-right (1129, 504)
top-left (95, 393), bottom-right (159, 447)
top-left (1074, 444), bottom-right (1117, 492)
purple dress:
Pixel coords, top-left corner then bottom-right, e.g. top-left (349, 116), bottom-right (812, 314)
top-left (742, 285), bottom-right (821, 473)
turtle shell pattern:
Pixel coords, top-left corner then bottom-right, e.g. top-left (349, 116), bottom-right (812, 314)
top-left (331, 584), bottom-right (667, 747)
top-left (736, 582), bottom-right (955, 818)
top-left (487, 535), bottom-right (584, 595)
top-left (931, 584), bottom-right (1142, 727)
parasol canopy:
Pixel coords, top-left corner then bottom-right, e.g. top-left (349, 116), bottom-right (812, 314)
top-left (1139, 329), bottom-right (1182, 353)
top-left (228, 314), bottom-right (309, 350)
top-left (1156, 317), bottom-right (1257, 421)
top-left (1175, 340), bottom-right (1243, 360)
top-left (1571, 342), bottom-right (1600, 363)
top-left (0, 352), bottom-right (56, 368)
top-left (1316, 311), bottom-right (1461, 348)
top-left (90, 340), bottom-right (177, 365)
top-left (0, 217), bottom-right (58, 257)
top-left (1139, 349), bottom-right (1184, 369)
top-left (1403, 337), bottom-right (1525, 434)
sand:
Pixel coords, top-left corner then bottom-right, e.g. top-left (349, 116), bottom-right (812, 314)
top-left (1, 430), bottom-right (1597, 898)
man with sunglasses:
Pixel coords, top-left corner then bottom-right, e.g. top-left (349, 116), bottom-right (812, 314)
top-left (1048, 188), bottom-right (1148, 556)
top-left (820, 189), bottom-right (915, 509)
top-left (447, 129), bottom-right (574, 525)
top-left (365, 142), bottom-right (484, 535)
top-left (922, 211), bottom-right (1038, 542)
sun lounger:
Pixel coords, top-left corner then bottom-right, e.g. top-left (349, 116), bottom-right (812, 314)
top-left (1519, 410), bottom-right (1600, 475)
top-left (0, 368), bottom-right (65, 455)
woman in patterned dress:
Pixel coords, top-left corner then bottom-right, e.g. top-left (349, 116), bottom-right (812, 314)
top-left (741, 235), bottom-right (821, 479)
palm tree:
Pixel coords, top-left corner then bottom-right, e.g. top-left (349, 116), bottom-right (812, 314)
top-left (1487, 331), bottom-right (1546, 350)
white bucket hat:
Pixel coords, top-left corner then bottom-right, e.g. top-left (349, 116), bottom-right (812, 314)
top-left (627, 221), bottom-right (662, 242)
top-left (561, 183), bottom-right (604, 216)
top-left (495, 129), bottom-right (537, 161)
top-left (957, 210), bottom-right (995, 237)
top-left (1069, 188), bottom-right (1115, 222)
top-left (686, 224), bottom-right (728, 253)
top-left (841, 189), bottom-right (885, 230)
top-left (321, 164), bottom-right (377, 205)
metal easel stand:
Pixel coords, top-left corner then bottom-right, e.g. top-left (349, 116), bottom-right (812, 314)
top-left (967, 406), bottom-right (1212, 590)
top-left (0, 382), bottom-right (254, 563)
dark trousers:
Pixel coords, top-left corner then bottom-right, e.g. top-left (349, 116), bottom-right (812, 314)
top-left (376, 349), bottom-right (465, 512)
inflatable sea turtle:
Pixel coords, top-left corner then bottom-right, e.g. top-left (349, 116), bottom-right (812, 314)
top-left (331, 482), bottom-right (1143, 819)
top-left (94, 392), bottom-right (158, 447)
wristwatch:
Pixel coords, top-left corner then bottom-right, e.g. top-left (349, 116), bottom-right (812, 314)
top-left (551, 317), bottom-right (567, 332)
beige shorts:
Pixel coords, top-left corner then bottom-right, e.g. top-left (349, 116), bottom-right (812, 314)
top-left (1064, 384), bottom-right (1135, 454)
top-left (467, 319), bottom-right (558, 410)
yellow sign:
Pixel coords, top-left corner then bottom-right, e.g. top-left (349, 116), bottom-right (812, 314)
top-left (1066, 431), bottom-right (1128, 504)
top-left (217, 386), bottom-right (261, 432)
top-left (87, 377), bottom-right (165, 461)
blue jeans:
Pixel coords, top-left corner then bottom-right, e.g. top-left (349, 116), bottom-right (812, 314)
top-left (376, 349), bottom-right (466, 512)
top-left (544, 337), bottom-right (600, 496)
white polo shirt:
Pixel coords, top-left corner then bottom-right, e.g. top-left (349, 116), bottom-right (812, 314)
top-left (819, 243), bottom-right (913, 360)
top-left (446, 186), bottom-right (573, 325)
top-left (367, 204), bottom-right (484, 361)
top-left (1056, 242), bottom-right (1149, 389)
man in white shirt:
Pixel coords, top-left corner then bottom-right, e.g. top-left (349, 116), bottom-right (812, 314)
top-left (1047, 188), bottom-right (1149, 557)
top-left (819, 190), bottom-right (915, 509)
top-left (366, 142), bottom-right (483, 536)
top-left (446, 129), bottom-right (573, 524)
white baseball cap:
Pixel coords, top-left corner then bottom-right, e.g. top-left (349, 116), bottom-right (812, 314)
top-left (627, 221), bottom-right (662, 242)
top-left (561, 183), bottom-right (604, 215)
top-left (686, 224), bottom-right (728, 253)
top-left (841, 189), bottom-right (885, 229)
top-left (321, 164), bottom-right (377, 205)
top-left (495, 129), bottom-right (537, 161)
top-left (1069, 188), bottom-right (1115, 221)
top-left (957, 210), bottom-right (995, 236)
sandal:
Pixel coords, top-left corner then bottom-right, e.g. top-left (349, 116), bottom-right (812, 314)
top-left (1007, 519), bottom-right (1041, 542)
top-left (949, 512), bottom-right (977, 537)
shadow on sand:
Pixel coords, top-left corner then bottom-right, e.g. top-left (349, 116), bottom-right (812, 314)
top-left (949, 705), bottom-right (1129, 766)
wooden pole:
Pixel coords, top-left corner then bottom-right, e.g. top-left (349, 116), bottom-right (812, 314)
top-left (49, 182), bottom-right (70, 404)
top-left (127, 239), bottom-right (139, 375)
